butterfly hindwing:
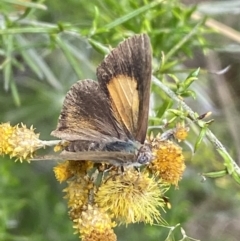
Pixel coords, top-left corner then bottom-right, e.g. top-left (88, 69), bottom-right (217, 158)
top-left (33, 151), bottom-right (135, 166)
top-left (60, 150), bottom-right (135, 166)
top-left (51, 79), bottom-right (127, 142)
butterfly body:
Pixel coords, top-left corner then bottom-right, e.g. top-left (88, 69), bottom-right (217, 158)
top-left (51, 34), bottom-right (152, 167)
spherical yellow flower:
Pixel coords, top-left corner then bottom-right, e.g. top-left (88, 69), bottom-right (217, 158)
top-left (95, 169), bottom-right (166, 225)
top-left (63, 176), bottom-right (92, 219)
top-left (149, 139), bottom-right (185, 186)
top-left (174, 123), bottom-right (189, 142)
top-left (0, 122), bottom-right (43, 162)
top-left (0, 122), bottom-right (15, 156)
top-left (73, 204), bottom-right (116, 241)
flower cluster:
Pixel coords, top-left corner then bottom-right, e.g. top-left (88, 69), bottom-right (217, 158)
top-left (1, 122), bottom-right (187, 240)
top-left (51, 130), bottom-right (186, 240)
top-left (54, 160), bottom-right (118, 241)
top-left (53, 161), bottom-right (168, 240)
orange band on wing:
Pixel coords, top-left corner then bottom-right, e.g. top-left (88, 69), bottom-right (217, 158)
top-left (107, 75), bottom-right (139, 136)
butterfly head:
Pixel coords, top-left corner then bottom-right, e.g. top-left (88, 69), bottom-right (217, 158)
top-left (135, 144), bottom-right (152, 166)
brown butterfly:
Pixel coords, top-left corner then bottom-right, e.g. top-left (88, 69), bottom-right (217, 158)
top-left (45, 34), bottom-right (152, 166)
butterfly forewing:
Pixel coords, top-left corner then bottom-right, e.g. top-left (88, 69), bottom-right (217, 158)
top-left (97, 34), bottom-right (152, 143)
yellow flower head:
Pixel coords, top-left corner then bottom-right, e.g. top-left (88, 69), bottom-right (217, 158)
top-left (95, 169), bottom-right (166, 225)
top-left (149, 139), bottom-right (185, 186)
top-left (63, 176), bottom-right (93, 220)
top-left (0, 122), bottom-right (15, 155)
top-left (54, 161), bottom-right (73, 183)
top-left (174, 123), bottom-right (189, 142)
top-left (0, 123), bottom-right (42, 162)
top-left (54, 160), bottom-right (93, 183)
top-left (73, 204), bottom-right (116, 241)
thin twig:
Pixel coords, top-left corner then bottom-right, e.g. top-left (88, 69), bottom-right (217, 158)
top-left (192, 12), bottom-right (240, 43)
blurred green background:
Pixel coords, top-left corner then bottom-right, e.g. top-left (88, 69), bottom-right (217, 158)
top-left (1, 0), bottom-right (240, 240)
